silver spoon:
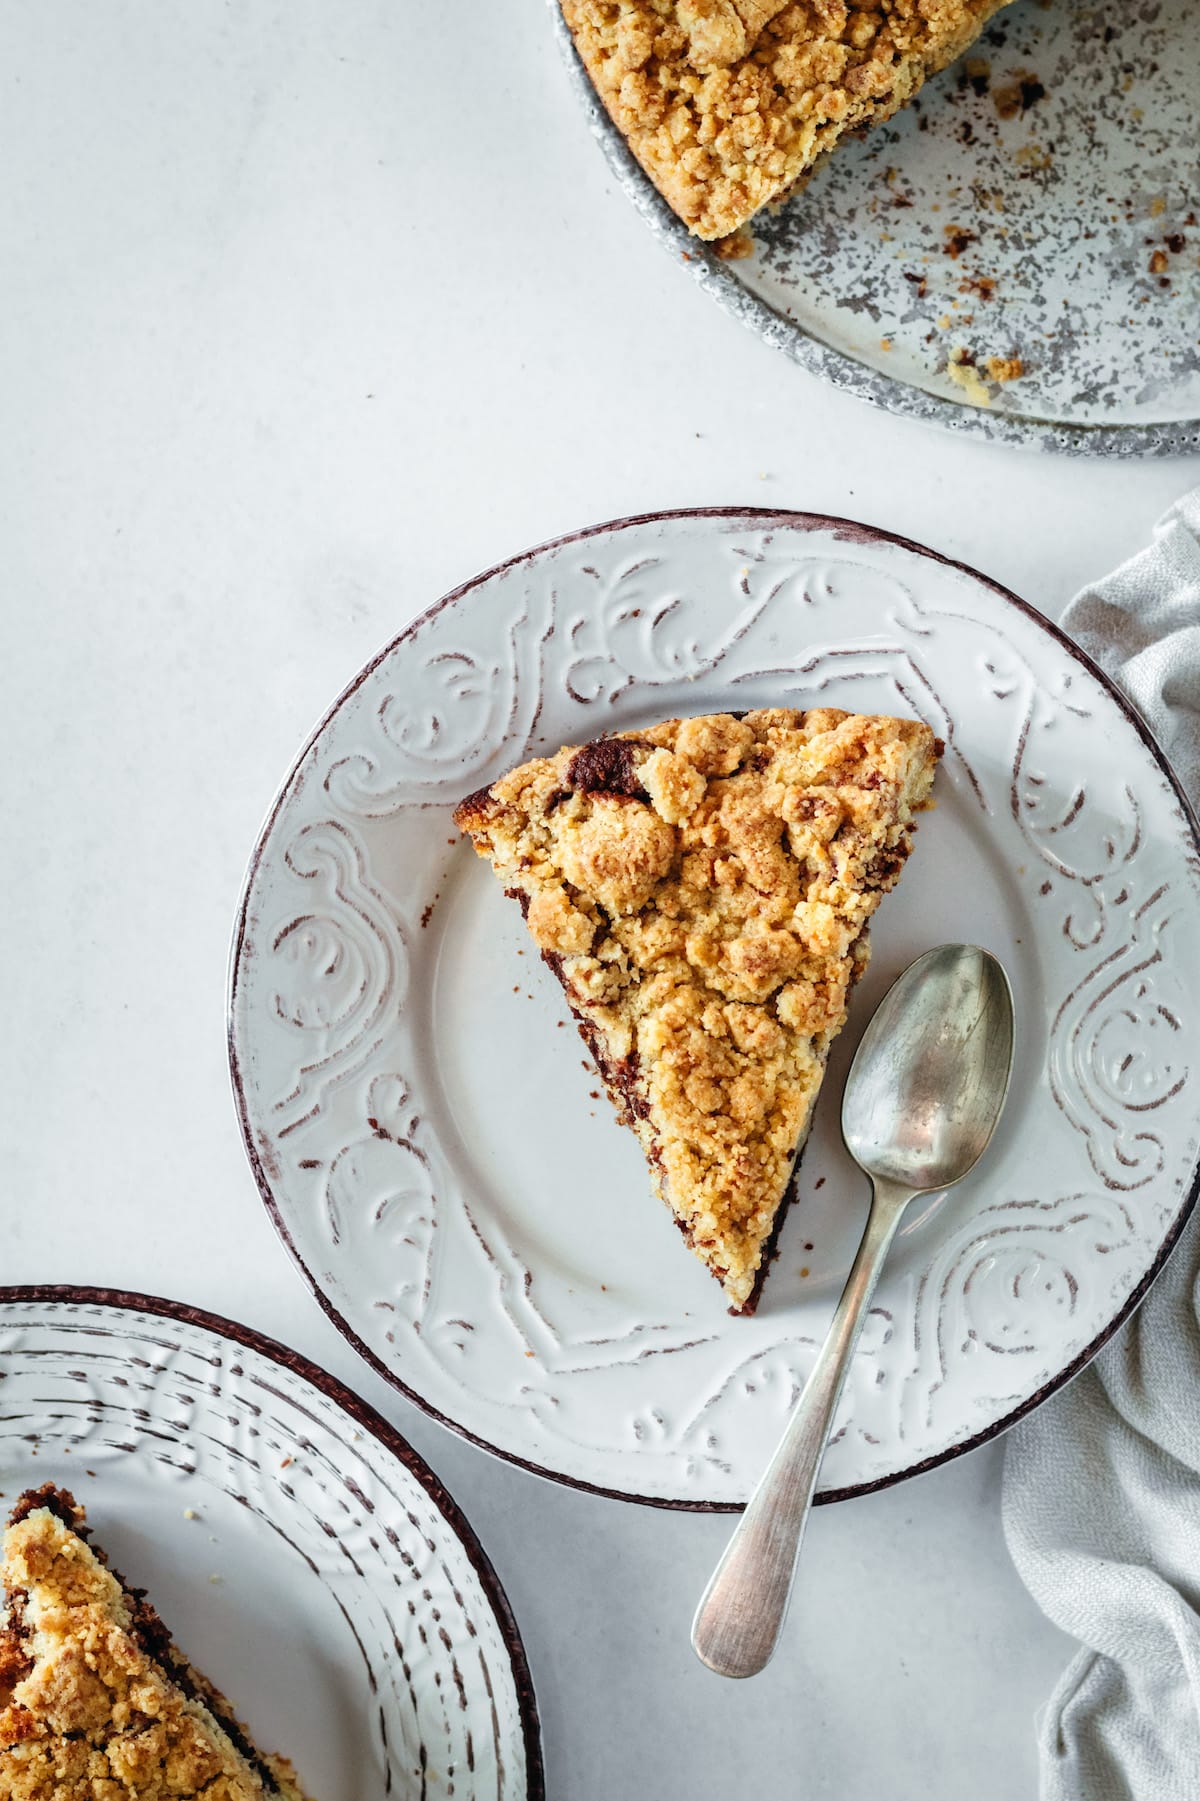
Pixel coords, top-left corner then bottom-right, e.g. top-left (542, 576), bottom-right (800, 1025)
top-left (692, 943), bottom-right (1015, 1680)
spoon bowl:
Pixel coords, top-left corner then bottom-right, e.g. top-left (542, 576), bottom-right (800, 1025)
top-left (842, 942), bottom-right (1015, 1193)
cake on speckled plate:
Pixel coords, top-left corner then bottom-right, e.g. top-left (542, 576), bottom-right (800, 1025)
top-left (560, 0), bottom-right (1014, 244)
top-left (455, 708), bottom-right (939, 1312)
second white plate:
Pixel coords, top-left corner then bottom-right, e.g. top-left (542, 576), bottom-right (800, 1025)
top-left (0, 1290), bottom-right (541, 1799)
top-left (229, 509), bottom-right (1200, 1506)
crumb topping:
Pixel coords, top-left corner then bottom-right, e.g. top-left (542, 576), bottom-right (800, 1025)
top-left (0, 1493), bottom-right (311, 1801)
top-left (456, 709), bottom-right (938, 1309)
top-left (984, 353), bottom-right (1023, 384)
top-left (560, 0), bottom-right (1014, 239)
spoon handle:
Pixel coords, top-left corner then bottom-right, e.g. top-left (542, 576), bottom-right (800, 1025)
top-left (691, 1176), bottom-right (912, 1679)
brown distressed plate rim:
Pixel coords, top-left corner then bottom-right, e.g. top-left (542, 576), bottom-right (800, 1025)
top-left (227, 505), bottom-right (1200, 1511)
top-left (0, 1283), bottom-right (546, 1801)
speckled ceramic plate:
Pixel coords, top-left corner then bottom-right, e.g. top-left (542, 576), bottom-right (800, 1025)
top-left (229, 508), bottom-right (1200, 1507)
top-left (554, 0), bottom-right (1200, 454)
top-left (0, 1289), bottom-right (542, 1801)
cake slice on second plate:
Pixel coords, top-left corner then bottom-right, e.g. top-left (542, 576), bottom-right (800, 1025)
top-left (455, 708), bottom-right (939, 1312)
top-left (0, 1485), bottom-right (313, 1801)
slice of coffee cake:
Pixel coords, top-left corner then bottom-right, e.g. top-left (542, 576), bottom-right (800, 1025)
top-left (0, 1486), bottom-right (312, 1800)
top-left (559, 0), bottom-right (1014, 241)
top-left (455, 709), bottom-right (938, 1311)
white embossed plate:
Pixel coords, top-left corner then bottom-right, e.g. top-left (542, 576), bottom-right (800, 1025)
top-left (0, 1289), bottom-right (542, 1800)
top-left (229, 509), bottom-right (1200, 1507)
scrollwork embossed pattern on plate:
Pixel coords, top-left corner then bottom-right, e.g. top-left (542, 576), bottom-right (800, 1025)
top-left (230, 510), bottom-right (1200, 1507)
top-left (0, 1291), bottom-right (541, 1801)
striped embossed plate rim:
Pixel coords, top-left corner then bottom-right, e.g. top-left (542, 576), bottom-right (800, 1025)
top-left (0, 1284), bottom-right (546, 1801)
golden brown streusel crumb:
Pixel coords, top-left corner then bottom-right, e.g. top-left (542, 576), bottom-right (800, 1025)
top-left (946, 345), bottom-right (992, 407)
top-left (560, 0), bottom-right (1015, 239)
top-left (0, 1494), bottom-right (313, 1801)
top-left (456, 709), bottom-right (938, 1310)
top-left (714, 227), bottom-right (755, 259)
top-left (984, 353), bottom-right (1024, 384)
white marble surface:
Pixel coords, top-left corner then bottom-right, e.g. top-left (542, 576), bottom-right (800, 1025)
top-left (4, 4), bottom-right (1198, 1796)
